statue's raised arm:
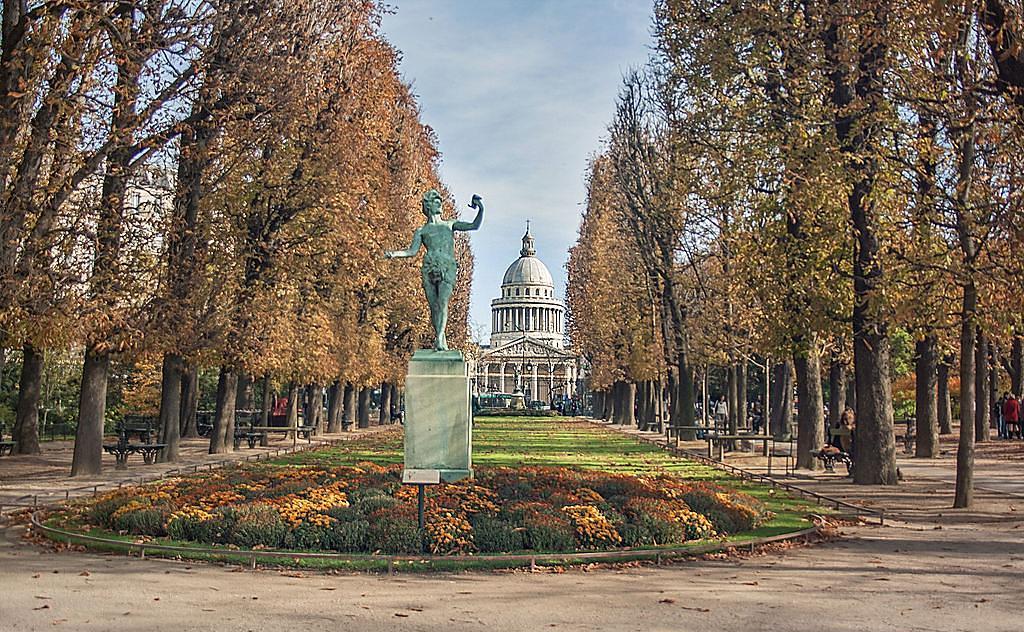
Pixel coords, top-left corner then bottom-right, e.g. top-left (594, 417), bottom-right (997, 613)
top-left (453, 195), bottom-right (484, 231)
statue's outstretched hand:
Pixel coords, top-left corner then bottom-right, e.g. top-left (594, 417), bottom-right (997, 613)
top-left (469, 194), bottom-right (482, 209)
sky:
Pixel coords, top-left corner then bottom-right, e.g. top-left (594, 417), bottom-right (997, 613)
top-left (381, 0), bottom-right (653, 343)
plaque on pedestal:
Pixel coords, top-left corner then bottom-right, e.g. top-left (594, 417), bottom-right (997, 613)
top-left (403, 349), bottom-right (472, 483)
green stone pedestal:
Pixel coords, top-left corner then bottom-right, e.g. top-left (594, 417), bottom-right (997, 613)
top-left (403, 349), bottom-right (472, 483)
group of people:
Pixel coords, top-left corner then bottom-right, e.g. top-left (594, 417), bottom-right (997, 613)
top-left (996, 393), bottom-right (1023, 440)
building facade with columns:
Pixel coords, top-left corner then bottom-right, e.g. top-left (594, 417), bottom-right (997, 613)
top-left (472, 225), bottom-right (582, 406)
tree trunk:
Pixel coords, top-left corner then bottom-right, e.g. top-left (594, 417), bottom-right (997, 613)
top-left (259, 374), bottom-right (272, 427)
top-left (845, 373), bottom-right (857, 411)
top-left (736, 362), bottom-right (747, 431)
top-left (823, 2), bottom-right (896, 486)
top-left (592, 390), bottom-right (604, 419)
top-left (71, 346), bottom-right (109, 476)
top-left (852, 329), bottom-right (897, 485)
top-left (309, 384), bottom-right (324, 433)
top-left (669, 363), bottom-right (696, 439)
top-left (286, 382), bottom-right (299, 430)
top-left (327, 381), bottom-right (342, 433)
top-left (914, 335), bottom-right (939, 458)
top-left (611, 381), bottom-right (624, 424)
top-left (989, 348), bottom-right (999, 434)
top-left (235, 373), bottom-right (253, 412)
top-left (343, 383), bottom-right (355, 430)
top-left (794, 346), bottom-right (825, 470)
top-left (209, 367), bottom-right (237, 454)
top-left (378, 382), bottom-right (391, 426)
top-left (390, 385), bottom-right (401, 422)
top-left (357, 387), bottom-right (371, 429)
top-left (623, 382), bottom-right (636, 427)
top-left (157, 353), bottom-right (184, 463)
top-left (634, 381), bottom-right (646, 428)
top-left (828, 358), bottom-right (846, 439)
top-left (954, 283), bottom-right (977, 508)
top-left (1011, 336), bottom-right (1023, 395)
top-left (770, 360), bottom-right (794, 439)
top-left (974, 329), bottom-right (989, 442)
top-left (938, 359), bottom-right (954, 435)
top-left (179, 364), bottom-right (199, 438)
top-left (12, 343), bottom-right (43, 455)
top-left (727, 365), bottom-right (739, 434)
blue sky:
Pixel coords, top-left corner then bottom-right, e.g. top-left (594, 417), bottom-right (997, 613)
top-left (382, 1), bottom-right (652, 343)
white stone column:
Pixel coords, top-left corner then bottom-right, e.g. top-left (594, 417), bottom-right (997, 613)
top-left (548, 363), bottom-right (555, 401)
top-left (483, 363), bottom-right (490, 392)
top-left (531, 364), bottom-right (538, 402)
top-left (499, 363), bottom-right (506, 393)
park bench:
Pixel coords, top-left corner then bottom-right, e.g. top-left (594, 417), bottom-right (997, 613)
top-left (812, 447), bottom-right (852, 474)
top-left (102, 428), bottom-right (166, 470)
top-left (704, 432), bottom-right (772, 459)
top-left (297, 425), bottom-right (317, 440)
top-left (121, 414), bottom-right (157, 443)
top-left (232, 429), bottom-right (266, 449)
top-left (898, 416), bottom-right (916, 454)
top-left (0, 425), bottom-right (14, 456)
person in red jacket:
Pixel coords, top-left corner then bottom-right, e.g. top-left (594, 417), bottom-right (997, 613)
top-left (1003, 394), bottom-right (1020, 440)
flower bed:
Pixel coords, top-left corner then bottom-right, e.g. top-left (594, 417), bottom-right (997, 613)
top-left (57, 463), bottom-right (771, 555)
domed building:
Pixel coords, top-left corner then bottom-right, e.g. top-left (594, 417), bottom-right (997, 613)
top-left (472, 224), bottom-right (582, 408)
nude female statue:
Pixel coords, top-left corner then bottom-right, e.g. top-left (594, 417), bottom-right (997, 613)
top-left (385, 190), bottom-right (483, 351)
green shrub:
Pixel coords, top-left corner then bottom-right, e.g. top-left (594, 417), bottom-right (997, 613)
top-left (205, 507), bottom-right (238, 544)
top-left (366, 512), bottom-right (421, 554)
top-left (471, 517), bottom-right (523, 553)
top-left (354, 493), bottom-right (398, 516)
top-left (283, 523), bottom-right (328, 550)
top-left (166, 515), bottom-right (215, 543)
top-left (325, 519), bottom-right (369, 552)
top-left (520, 509), bottom-right (575, 552)
top-left (87, 495), bottom-right (134, 527)
top-left (616, 522), bottom-right (654, 547)
top-left (228, 504), bottom-right (287, 548)
top-left (112, 508), bottom-right (167, 536)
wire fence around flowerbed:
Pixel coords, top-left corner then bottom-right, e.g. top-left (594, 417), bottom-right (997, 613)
top-left (30, 509), bottom-right (820, 573)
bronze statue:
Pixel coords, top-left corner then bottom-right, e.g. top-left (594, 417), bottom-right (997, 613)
top-left (385, 190), bottom-right (483, 351)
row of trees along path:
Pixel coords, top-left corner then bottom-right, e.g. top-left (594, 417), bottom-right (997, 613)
top-left (567, 0), bottom-right (1024, 508)
top-left (0, 1), bottom-right (472, 474)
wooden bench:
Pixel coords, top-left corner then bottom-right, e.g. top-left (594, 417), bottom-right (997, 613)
top-left (0, 440), bottom-right (15, 456)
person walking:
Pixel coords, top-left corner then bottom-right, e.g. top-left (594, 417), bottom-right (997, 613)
top-left (714, 394), bottom-right (728, 433)
top-left (997, 392), bottom-right (1009, 439)
top-left (1003, 393), bottom-right (1020, 440)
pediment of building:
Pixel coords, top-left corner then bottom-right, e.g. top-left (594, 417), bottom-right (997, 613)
top-left (481, 336), bottom-right (574, 361)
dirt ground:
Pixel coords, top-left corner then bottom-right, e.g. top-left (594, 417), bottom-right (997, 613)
top-left (1, 424), bottom-right (1022, 632)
